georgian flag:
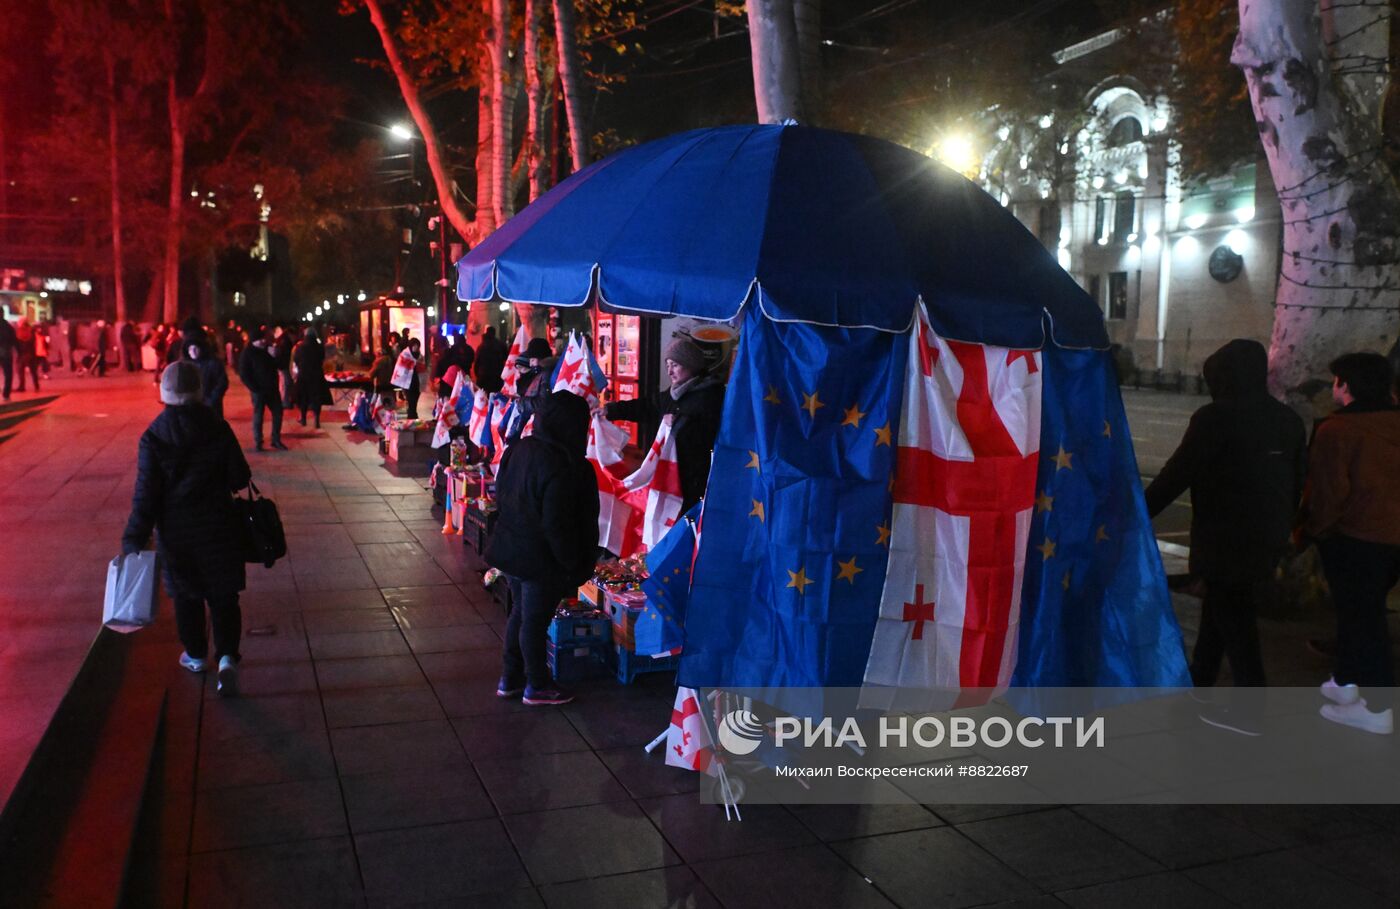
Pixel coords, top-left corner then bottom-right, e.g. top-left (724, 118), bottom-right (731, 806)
top-left (431, 372), bottom-right (473, 449)
top-left (553, 332), bottom-right (610, 406)
top-left (590, 414), bottom-right (635, 556)
top-left (665, 687), bottom-right (716, 775)
top-left (467, 388), bottom-right (492, 444)
top-left (498, 325), bottom-right (529, 396)
top-left (489, 395), bottom-right (517, 474)
top-left (624, 415), bottom-right (684, 551)
top-left (862, 304), bottom-right (1042, 691)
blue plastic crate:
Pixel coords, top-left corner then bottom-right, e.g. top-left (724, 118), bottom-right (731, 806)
top-left (546, 640), bottom-right (610, 682)
top-left (547, 614), bottom-right (611, 647)
top-left (613, 645), bottom-right (682, 685)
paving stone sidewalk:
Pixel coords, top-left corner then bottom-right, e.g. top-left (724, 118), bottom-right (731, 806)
top-left (4, 373), bottom-right (1399, 908)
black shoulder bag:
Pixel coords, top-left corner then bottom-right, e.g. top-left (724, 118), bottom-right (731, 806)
top-left (235, 480), bottom-right (287, 568)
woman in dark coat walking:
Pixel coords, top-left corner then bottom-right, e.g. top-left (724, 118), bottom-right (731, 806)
top-left (293, 328), bottom-right (333, 428)
top-left (122, 361), bottom-right (253, 696)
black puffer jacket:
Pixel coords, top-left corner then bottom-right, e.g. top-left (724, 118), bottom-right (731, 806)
top-left (238, 342), bottom-right (280, 399)
top-left (170, 327), bottom-right (229, 417)
top-left (122, 404), bottom-right (253, 599)
top-left (1144, 339), bottom-right (1307, 584)
top-left (486, 391), bottom-right (599, 586)
top-left (434, 342), bottom-right (475, 399)
top-left (473, 332), bottom-right (507, 394)
top-left (606, 376), bottom-right (725, 514)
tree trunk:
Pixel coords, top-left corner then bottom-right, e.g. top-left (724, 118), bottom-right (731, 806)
top-left (552, 0), bottom-right (588, 172)
top-left (476, 86), bottom-right (496, 237)
top-left (1234, 0), bottom-right (1400, 413)
top-left (489, 0), bottom-right (517, 227)
top-left (746, 0), bottom-right (803, 124)
top-left (793, 0), bottom-right (821, 121)
top-left (363, 0), bottom-right (476, 243)
top-left (524, 0), bottom-right (548, 201)
top-left (105, 42), bottom-right (126, 324)
top-left (164, 71), bottom-right (184, 324)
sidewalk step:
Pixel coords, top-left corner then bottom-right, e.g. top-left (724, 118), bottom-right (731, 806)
top-left (0, 624), bottom-right (177, 909)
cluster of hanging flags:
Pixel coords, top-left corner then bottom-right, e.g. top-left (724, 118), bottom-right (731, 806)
top-left (428, 304), bottom-right (1188, 772)
top-left (655, 302), bottom-right (1189, 694)
top-left (431, 327), bottom-right (688, 564)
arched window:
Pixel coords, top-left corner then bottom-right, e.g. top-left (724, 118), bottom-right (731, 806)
top-left (1107, 117), bottom-right (1144, 147)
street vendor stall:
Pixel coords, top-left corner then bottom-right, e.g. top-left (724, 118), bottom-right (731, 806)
top-left (456, 123), bottom-right (1191, 701)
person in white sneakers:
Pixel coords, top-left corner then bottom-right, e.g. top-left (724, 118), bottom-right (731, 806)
top-left (122, 361), bottom-right (253, 697)
top-left (1301, 353), bottom-right (1400, 735)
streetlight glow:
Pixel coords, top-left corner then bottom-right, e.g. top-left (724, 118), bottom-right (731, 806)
top-left (935, 133), bottom-right (977, 177)
top-left (390, 123), bottom-right (414, 141)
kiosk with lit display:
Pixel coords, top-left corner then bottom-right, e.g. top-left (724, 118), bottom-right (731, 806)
top-left (358, 294), bottom-right (428, 357)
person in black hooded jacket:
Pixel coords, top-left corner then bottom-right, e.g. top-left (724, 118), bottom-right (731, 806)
top-left (122, 361), bottom-right (253, 696)
top-left (486, 390), bottom-right (599, 706)
top-left (169, 316), bottom-right (230, 420)
top-left (1144, 339), bottom-right (1306, 699)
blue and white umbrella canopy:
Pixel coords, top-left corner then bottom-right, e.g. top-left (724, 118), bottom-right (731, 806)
top-left (456, 123), bottom-right (1106, 349)
top-left (456, 123), bottom-right (1188, 692)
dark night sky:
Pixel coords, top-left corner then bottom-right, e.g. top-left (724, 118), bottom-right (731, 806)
top-left (309, 0), bottom-right (1115, 152)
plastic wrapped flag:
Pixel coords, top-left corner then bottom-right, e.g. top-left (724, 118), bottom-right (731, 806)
top-left (499, 325), bottom-right (529, 396)
top-left (553, 332), bottom-right (610, 406)
top-left (432, 372), bottom-right (473, 448)
top-left (665, 687), bottom-right (717, 775)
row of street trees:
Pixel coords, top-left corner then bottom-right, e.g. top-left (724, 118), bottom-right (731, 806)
top-left (5, 1), bottom-right (396, 325)
top-left (352, 0), bottom-right (646, 336)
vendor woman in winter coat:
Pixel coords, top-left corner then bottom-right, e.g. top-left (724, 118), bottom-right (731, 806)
top-left (122, 361), bottom-right (253, 697)
top-left (604, 335), bottom-right (725, 514)
top-left (486, 390), bottom-right (599, 706)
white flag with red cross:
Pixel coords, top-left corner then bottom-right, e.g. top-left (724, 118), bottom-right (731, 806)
top-left (431, 372), bottom-right (472, 449)
top-left (862, 302), bottom-right (1042, 691)
top-left (552, 332), bottom-right (609, 406)
top-left (590, 414), bottom-right (636, 556)
top-left (665, 687), bottom-right (717, 775)
top-left (620, 415), bottom-right (684, 551)
top-left (498, 324), bottom-right (529, 396)
top-left (467, 388), bottom-right (491, 444)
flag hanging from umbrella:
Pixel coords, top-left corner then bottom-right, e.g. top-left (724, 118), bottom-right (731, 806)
top-left (678, 304), bottom-right (1189, 690)
top-left (862, 305), bottom-right (1040, 691)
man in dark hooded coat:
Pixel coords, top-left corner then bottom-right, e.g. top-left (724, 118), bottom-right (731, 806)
top-left (1145, 339), bottom-right (1306, 711)
top-left (473, 326), bottom-right (507, 394)
top-left (486, 391), bottom-right (599, 706)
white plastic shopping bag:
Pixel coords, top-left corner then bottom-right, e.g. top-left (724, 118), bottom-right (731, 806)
top-left (102, 551), bottom-right (159, 631)
top-left (390, 350), bottom-right (417, 390)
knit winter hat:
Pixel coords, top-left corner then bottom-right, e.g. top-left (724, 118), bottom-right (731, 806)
top-left (664, 336), bottom-right (707, 375)
top-left (160, 361), bottom-right (203, 406)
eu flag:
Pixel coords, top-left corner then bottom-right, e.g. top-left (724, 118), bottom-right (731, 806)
top-left (1011, 347), bottom-right (1190, 686)
top-left (678, 306), bottom-right (906, 687)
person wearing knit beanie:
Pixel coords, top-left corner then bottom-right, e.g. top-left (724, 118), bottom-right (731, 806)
top-left (663, 337), bottom-right (707, 377)
top-left (603, 332), bottom-right (726, 516)
top-left (160, 361), bottom-right (204, 406)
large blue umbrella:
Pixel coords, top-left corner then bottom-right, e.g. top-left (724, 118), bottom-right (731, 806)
top-left (456, 123), bottom-right (1106, 349)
